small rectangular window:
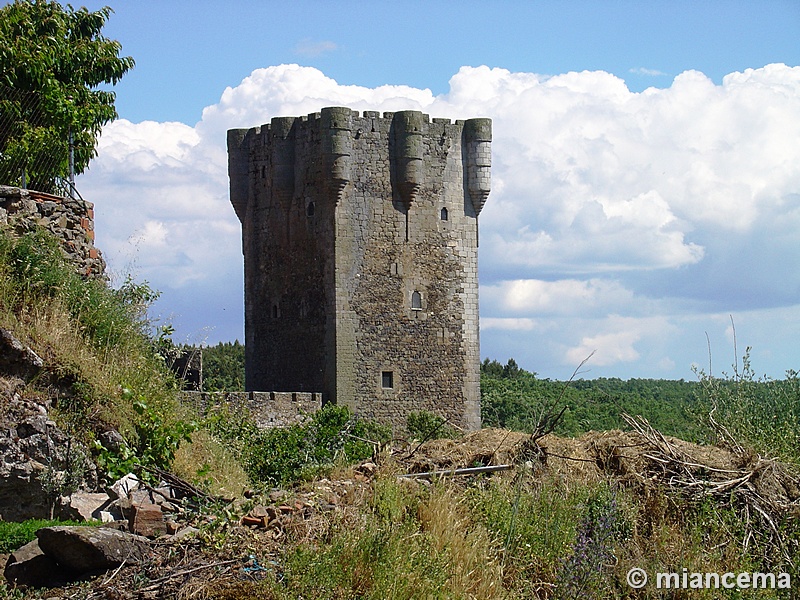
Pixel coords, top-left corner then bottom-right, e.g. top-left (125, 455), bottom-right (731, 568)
top-left (381, 371), bottom-right (394, 389)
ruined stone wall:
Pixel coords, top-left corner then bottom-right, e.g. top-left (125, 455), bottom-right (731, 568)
top-left (180, 391), bottom-right (321, 429)
top-left (228, 107), bottom-right (490, 431)
top-left (0, 186), bottom-right (105, 277)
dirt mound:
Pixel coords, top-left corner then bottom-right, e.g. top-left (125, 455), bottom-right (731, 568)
top-left (407, 425), bottom-right (749, 480)
top-left (402, 427), bottom-right (530, 473)
top-left (403, 420), bottom-right (800, 565)
top-left (405, 423), bottom-right (799, 511)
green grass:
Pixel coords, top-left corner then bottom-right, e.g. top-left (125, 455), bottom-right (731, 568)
top-left (0, 519), bottom-right (102, 553)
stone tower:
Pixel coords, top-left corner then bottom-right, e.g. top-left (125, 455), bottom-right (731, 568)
top-left (228, 107), bottom-right (491, 431)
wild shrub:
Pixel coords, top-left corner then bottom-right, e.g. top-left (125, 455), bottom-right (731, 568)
top-left (93, 391), bottom-right (197, 483)
top-left (554, 489), bottom-right (627, 599)
top-left (696, 349), bottom-right (800, 463)
top-left (209, 404), bottom-right (390, 487)
top-left (406, 409), bottom-right (458, 441)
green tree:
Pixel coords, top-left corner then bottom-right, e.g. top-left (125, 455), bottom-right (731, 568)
top-left (0, 1), bottom-right (133, 192)
top-left (201, 341), bottom-right (246, 391)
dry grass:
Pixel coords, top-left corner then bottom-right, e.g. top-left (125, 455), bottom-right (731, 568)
top-left (172, 429), bottom-right (250, 499)
top-left (417, 485), bottom-right (506, 599)
top-left (8, 300), bottom-right (181, 440)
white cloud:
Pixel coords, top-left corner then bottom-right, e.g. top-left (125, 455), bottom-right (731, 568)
top-left (482, 278), bottom-right (635, 316)
top-left (564, 316), bottom-right (674, 368)
top-left (566, 329), bottom-right (641, 366)
top-left (481, 318), bottom-right (539, 331)
top-left (629, 67), bottom-right (668, 77)
top-left (293, 39), bottom-right (338, 58)
top-left (75, 63), bottom-right (800, 378)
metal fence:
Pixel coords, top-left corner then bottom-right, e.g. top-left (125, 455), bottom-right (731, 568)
top-left (0, 81), bottom-right (77, 197)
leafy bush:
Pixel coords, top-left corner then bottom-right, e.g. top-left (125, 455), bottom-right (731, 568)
top-left (93, 392), bottom-right (197, 482)
top-left (208, 404), bottom-right (390, 487)
top-left (245, 405), bottom-right (390, 485)
top-left (406, 410), bottom-right (458, 441)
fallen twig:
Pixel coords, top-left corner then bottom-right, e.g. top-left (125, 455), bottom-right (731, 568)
top-left (138, 558), bottom-right (240, 592)
top-left (400, 464), bottom-right (513, 479)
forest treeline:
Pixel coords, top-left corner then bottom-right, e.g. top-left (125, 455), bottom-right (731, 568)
top-left (187, 343), bottom-right (776, 443)
top-left (479, 357), bottom-right (707, 440)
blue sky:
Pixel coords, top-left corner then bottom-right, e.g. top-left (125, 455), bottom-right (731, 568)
top-left (64, 0), bottom-right (800, 380)
top-left (100, 1), bottom-right (798, 124)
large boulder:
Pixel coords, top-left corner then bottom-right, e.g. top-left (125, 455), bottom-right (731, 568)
top-left (4, 539), bottom-right (70, 588)
top-left (0, 329), bottom-right (43, 379)
top-left (35, 526), bottom-right (150, 573)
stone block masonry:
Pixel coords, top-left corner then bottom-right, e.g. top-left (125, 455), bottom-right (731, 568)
top-left (181, 391), bottom-right (321, 429)
top-left (0, 186), bottom-right (105, 278)
top-left (228, 107), bottom-right (491, 431)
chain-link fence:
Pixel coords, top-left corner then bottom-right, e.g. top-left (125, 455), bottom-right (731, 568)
top-left (0, 81), bottom-right (77, 197)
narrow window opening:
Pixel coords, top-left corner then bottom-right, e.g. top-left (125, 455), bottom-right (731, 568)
top-left (261, 165), bottom-right (266, 179)
top-left (440, 207), bottom-right (448, 221)
top-left (306, 201), bottom-right (315, 217)
top-left (272, 304), bottom-right (279, 318)
top-left (381, 371), bottom-right (394, 389)
top-left (411, 291), bottom-right (422, 310)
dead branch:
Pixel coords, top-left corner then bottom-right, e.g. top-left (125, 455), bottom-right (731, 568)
top-left (620, 412), bottom-right (799, 567)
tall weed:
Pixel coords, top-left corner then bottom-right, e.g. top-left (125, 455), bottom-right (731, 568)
top-left (269, 479), bottom-right (505, 599)
top-left (696, 349), bottom-right (800, 463)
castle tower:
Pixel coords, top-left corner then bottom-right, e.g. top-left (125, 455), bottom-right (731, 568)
top-left (228, 107), bottom-right (491, 431)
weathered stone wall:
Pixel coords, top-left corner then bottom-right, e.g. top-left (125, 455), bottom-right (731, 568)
top-left (228, 107), bottom-right (490, 431)
top-left (0, 186), bottom-right (105, 278)
top-left (180, 391), bottom-right (321, 429)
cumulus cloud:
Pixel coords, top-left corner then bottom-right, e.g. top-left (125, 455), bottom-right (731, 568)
top-left (76, 63), bottom-right (800, 376)
top-left (563, 316), bottom-right (674, 367)
top-left (482, 279), bottom-right (636, 316)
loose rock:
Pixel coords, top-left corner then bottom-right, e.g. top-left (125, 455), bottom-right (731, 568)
top-left (4, 540), bottom-right (69, 588)
top-left (36, 526), bottom-right (150, 573)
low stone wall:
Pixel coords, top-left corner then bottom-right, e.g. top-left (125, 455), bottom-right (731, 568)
top-left (0, 185), bottom-right (105, 278)
top-left (180, 391), bottom-right (322, 429)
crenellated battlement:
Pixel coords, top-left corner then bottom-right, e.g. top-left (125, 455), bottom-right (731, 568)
top-left (228, 107), bottom-right (491, 431)
top-left (229, 107), bottom-right (491, 220)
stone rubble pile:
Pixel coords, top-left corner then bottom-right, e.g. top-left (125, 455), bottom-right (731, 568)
top-left (4, 471), bottom-right (202, 588)
top-left (0, 329), bottom-right (98, 522)
top-left (239, 462), bottom-right (377, 537)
